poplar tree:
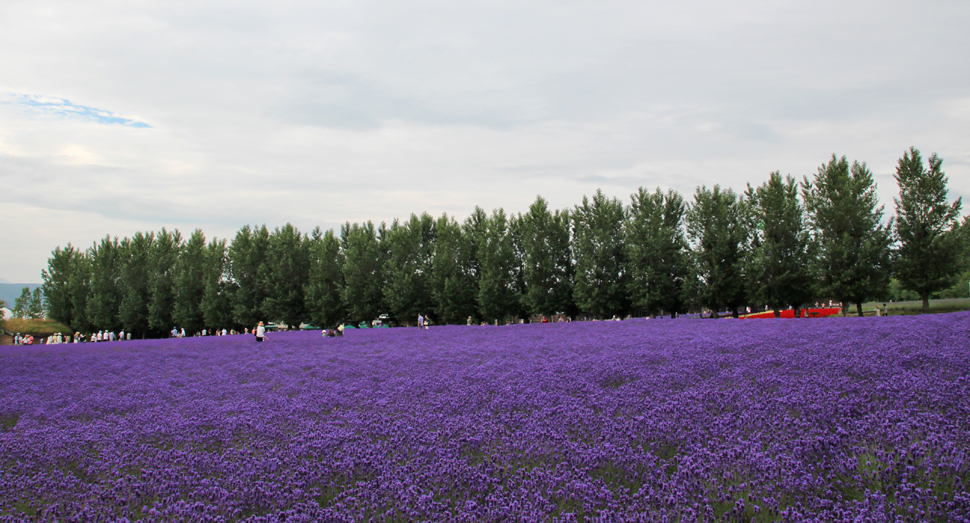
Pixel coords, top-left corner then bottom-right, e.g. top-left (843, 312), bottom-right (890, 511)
top-left (42, 244), bottom-right (89, 329)
top-left (521, 196), bottom-right (573, 318)
top-left (173, 229), bottom-right (207, 334)
top-left (228, 225), bottom-right (270, 327)
top-left (803, 155), bottom-right (894, 316)
top-left (261, 223), bottom-right (310, 328)
top-left (201, 238), bottom-right (233, 331)
top-left (340, 221), bottom-right (385, 323)
top-left (431, 214), bottom-right (478, 324)
top-left (87, 236), bottom-right (123, 331)
top-left (626, 187), bottom-right (690, 318)
top-left (148, 229), bottom-right (182, 333)
top-left (305, 227), bottom-right (345, 328)
top-left (572, 190), bottom-right (627, 318)
top-left (383, 214), bottom-right (435, 325)
top-left (476, 208), bottom-right (520, 323)
top-left (748, 172), bottom-right (813, 317)
top-left (686, 186), bottom-right (747, 318)
top-left (894, 147), bottom-right (964, 313)
top-left (28, 287), bottom-right (44, 318)
top-left (13, 287), bottom-right (33, 319)
top-left (118, 232), bottom-right (155, 336)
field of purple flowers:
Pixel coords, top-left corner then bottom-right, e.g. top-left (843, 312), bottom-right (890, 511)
top-left (2, 313), bottom-right (969, 522)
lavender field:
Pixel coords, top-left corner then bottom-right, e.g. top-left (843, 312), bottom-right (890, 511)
top-left (2, 314), bottom-right (969, 522)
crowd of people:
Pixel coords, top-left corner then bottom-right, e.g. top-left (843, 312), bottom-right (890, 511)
top-left (169, 327), bottom-right (242, 338)
top-left (11, 330), bottom-right (131, 345)
top-left (9, 314), bottom-right (593, 346)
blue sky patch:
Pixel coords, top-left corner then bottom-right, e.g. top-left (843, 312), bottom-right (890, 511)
top-left (9, 94), bottom-right (151, 128)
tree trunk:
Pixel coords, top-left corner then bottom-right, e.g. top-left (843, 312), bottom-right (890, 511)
top-left (856, 302), bottom-right (864, 317)
top-left (773, 308), bottom-right (780, 318)
top-left (732, 309), bottom-right (739, 319)
top-left (711, 310), bottom-right (719, 319)
top-left (842, 303), bottom-right (849, 317)
top-left (794, 307), bottom-right (800, 318)
top-left (922, 294), bottom-right (930, 314)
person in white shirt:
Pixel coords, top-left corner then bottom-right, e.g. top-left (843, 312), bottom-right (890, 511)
top-left (255, 321), bottom-right (266, 342)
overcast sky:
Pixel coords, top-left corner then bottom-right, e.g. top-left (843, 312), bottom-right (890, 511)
top-left (1, 0), bottom-right (968, 283)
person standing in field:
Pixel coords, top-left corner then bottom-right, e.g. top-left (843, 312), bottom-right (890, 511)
top-left (255, 321), bottom-right (266, 342)
top-left (418, 314), bottom-right (425, 329)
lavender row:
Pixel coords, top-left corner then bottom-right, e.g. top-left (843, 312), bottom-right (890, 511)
top-left (1, 314), bottom-right (969, 521)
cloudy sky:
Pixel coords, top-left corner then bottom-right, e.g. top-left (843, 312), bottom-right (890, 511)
top-left (1, 0), bottom-right (968, 283)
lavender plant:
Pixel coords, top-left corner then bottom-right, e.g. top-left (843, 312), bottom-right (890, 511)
top-left (1, 314), bottom-right (968, 521)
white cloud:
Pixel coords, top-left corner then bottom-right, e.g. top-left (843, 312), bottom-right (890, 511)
top-left (0, 0), bottom-right (968, 281)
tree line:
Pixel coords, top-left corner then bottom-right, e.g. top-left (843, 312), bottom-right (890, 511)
top-left (40, 147), bottom-right (968, 337)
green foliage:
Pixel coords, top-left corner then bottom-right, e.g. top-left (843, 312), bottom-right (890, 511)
top-left (147, 229), bottom-right (183, 332)
top-left (475, 208), bottom-right (521, 323)
top-left (228, 225), bottom-right (270, 328)
top-left (201, 237), bottom-right (233, 330)
top-left (521, 196), bottom-right (573, 318)
top-left (28, 288), bottom-right (44, 319)
top-left (383, 214), bottom-right (435, 325)
top-left (2, 318), bottom-right (72, 337)
top-left (686, 185), bottom-right (747, 317)
top-left (118, 232), bottom-right (155, 336)
top-left (803, 155), bottom-right (894, 316)
top-left (86, 236), bottom-right (123, 331)
top-left (39, 147), bottom-right (967, 334)
top-left (431, 214), bottom-right (478, 324)
top-left (305, 228), bottom-right (345, 328)
top-left (12, 287), bottom-right (33, 319)
top-left (572, 190), bottom-right (627, 318)
top-left (748, 172), bottom-right (813, 315)
top-left (894, 147), bottom-right (964, 313)
top-left (173, 229), bottom-right (208, 334)
top-left (340, 221), bottom-right (386, 323)
top-left (625, 188), bottom-right (690, 317)
top-left (261, 223), bottom-right (311, 328)
top-left (42, 244), bottom-right (89, 329)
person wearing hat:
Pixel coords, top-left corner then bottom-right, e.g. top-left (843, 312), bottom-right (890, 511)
top-left (255, 321), bottom-right (266, 342)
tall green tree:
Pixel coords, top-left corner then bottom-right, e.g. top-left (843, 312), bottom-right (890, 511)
top-left (118, 232), bottom-right (155, 336)
top-left (894, 147), bottom-right (964, 312)
top-left (228, 225), bottom-right (270, 328)
top-left (147, 229), bottom-right (182, 333)
top-left (507, 213), bottom-right (529, 320)
top-left (201, 237), bottom-right (234, 330)
top-left (383, 214), bottom-right (435, 325)
top-left (572, 190), bottom-right (627, 318)
top-left (475, 209), bottom-right (520, 323)
top-left (305, 227), bottom-right (346, 328)
top-left (340, 221), bottom-right (386, 323)
top-left (261, 223), bottom-right (310, 328)
top-left (42, 244), bottom-right (89, 329)
top-left (520, 196), bottom-right (573, 318)
top-left (748, 172), bottom-right (814, 317)
top-left (686, 186), bottom-right (748, 318)
top-left (431, 214), bottom-right (478, 324)
top-left (13, 287), bottom-right (33, 319)
top-left (626, 187), bottom-right (691, 318)
top-left (173, 229), bottom-right (208, 334)
top-left (803, 155), bottom-right (894, 316)
top-left (28, 287), bottom-right (44, 319)
top-left (87, 237), bottom-right (123, 331)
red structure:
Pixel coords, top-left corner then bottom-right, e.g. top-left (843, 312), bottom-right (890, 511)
top-left (741, 307), bottom-right (842, 319)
